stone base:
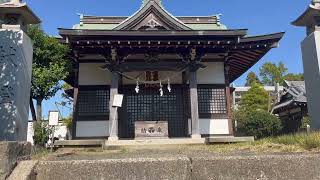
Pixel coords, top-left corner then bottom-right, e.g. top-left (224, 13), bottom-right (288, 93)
top-left (105, 138), bottom-right (205, 147)
top-left (0, 141), bottom-right (31, 179)
top-left (108, 136), bottom-right (119, 141)
top-left (55, 140), bottom-right (104, 147)
top-left (205, 136), bottom-right (254, 143)
top-left (191, 134), bottom-right (202, 139)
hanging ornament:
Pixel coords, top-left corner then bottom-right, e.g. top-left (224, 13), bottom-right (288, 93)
top-left (135, 79), bottom-right (140, 93)
top-left (159, 81), bottom-right (163, 97)
top-left (167, 78), bottom-right (171, 93)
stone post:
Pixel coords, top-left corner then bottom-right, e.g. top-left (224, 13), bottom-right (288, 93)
top-left (292, 1), bottom-right (320, 130)
top-left (0, 0), bottom-right (40, 141)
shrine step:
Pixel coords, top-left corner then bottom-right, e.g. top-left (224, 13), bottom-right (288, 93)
top-left (105, 138), bottom-right (205, 147)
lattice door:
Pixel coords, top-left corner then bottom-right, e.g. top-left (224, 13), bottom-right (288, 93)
top-left (119, 86), bottom-right (188, 138)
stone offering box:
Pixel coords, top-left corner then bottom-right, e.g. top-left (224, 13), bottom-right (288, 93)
top-left (135, 121), bottom-right (168, 138)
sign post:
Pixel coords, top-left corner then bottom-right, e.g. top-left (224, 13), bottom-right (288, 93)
top-left (48, 111), bottom-right (59, 152)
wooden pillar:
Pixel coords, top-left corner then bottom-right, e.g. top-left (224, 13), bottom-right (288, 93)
top-left (108, 71), bottom-right (119, 141)
top-left (189, 70), bottom-right (201, 139)
top-left (224, 65), bottom-right (234, 135)
top-left (72, 63), bottom-right (79, 139)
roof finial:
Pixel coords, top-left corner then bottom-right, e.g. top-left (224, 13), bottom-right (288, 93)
top-left (141, 0), bottom-right (162, 7)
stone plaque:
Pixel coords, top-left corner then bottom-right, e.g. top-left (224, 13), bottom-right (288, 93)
top-left (135, 121), bottom-right (168, 138)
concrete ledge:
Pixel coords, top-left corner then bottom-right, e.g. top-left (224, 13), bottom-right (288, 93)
top-left (55, 140), bottom-right (104, 147)
top-left (105, 138), bottom-right (205, 147)
top-left (191, 154), bottom-right (320, 180)
top-left (8, 161), bottom-right (38, 180)
top-left (35, 157), bottom-right (191, 180)
top-left (33, 154), bottom-right (320, 180)
top-left (205, 136), bottom-right (254, 143)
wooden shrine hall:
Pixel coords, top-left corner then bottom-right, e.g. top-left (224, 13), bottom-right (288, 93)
top-left (60, 0), bottom-right (284, 140)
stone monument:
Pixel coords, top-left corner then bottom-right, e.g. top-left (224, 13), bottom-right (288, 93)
top-left (292, 0), bottom-right (320, 130)
top-left (0, 0), bottom-right (40, 141)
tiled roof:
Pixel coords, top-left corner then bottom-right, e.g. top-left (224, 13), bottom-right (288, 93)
top-left (272, 81), bottom-right (307, 113)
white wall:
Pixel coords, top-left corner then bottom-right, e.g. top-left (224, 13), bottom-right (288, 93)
top-left (76, 121), bottom-right (109, 138)
top-left (188, 118), bottom-right (230, 135)
top-left (301, 31), bottom-right (320, 129)
top-left (197, 62), bottom-right (225, 84)
top-left (0, 29), bottom-right (33, 141)
top-left (79, 63), bottom-right (111, 85)
top-left (199, 119), bottom-right (229, 135)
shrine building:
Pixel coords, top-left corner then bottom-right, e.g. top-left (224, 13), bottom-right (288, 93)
top-left (60, 0), bottom-right (284, 140)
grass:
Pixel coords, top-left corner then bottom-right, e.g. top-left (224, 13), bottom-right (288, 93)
top-left (202, 132), bottom-right (320, 153)
top-left (31, 133), bottom-right (320, 160)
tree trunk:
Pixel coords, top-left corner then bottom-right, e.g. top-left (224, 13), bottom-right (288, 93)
top-left (30, 95), bottom-right (37, 121)
top-left (36, 98), bottom-right (43, 122)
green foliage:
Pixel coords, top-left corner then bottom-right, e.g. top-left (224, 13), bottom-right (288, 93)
top-left (33, 122), bottom-right (51, 147)
top-left (27, 25), bottom-right (71, 101)
top-left (283, 73), bottom-right (304, 81)
top-left (259, 62), bottom-right (288, 86)
top-left (245, 72), bottom-right (261, 86)
top-left (61, 83), bottom-right (73, 106)
top-left (302, 116), bottom-right (311, 128)
top-left (62, 116), bottom-right (73, 130)
top-left (242, 110), bottom-right (282, 139)
top-left (240, 83), bottom-right (269, 112)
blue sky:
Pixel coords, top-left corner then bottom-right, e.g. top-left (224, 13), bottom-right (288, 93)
top-left (25, 0), bottom-right (309, 119)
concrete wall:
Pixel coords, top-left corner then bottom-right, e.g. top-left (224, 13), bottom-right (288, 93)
top-left (301, 31), bottom-right (320, 130)
top-left (0, 29), bottom-right (33, 141)
top-left (34, 154), bottom-right (320, 180)
top-left (76, 121), bottom-right (109, 138)
top-left (36, 157), bottom-right (191, 180)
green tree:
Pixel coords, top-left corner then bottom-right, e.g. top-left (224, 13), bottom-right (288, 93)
top-left (27, 25), bottom-right (71, 122)
top-left (245, 72), bottom-right (261, 86)
top-left (259, 62), bottom-right (288, 86)
top-left (240, 83), bottom-right (269, 112)
top-left (283, 73), bottom-right (304, 81)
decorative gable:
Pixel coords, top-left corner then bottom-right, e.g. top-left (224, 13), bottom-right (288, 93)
top-left (114, 0), bottom-right (191, 30)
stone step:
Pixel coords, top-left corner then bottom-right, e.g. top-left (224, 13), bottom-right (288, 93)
top-left (205, 136), bottom-right (254, 143)
top-left (54, 140), bottom-right (104, 147)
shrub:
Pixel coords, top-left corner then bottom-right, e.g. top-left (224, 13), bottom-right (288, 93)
top-left (33, 122), bottom-right (51, 147)
top-left (62, 117), bottom-right (73, 130)
top-left (242, 110), bottom-right (282, 139)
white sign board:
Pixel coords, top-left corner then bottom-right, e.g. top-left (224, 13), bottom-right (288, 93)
top-left (112, 94), bottom-right (124, 107)
top-left (48, 111), bottom-right (59, 126)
